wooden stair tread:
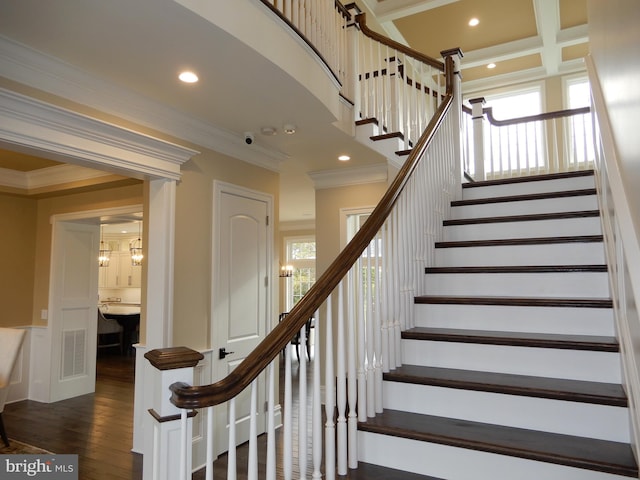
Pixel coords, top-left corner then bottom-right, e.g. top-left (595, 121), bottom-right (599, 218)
top-left (435, 235), bottom-right (603, 248)
top-left (425, 265), bottom-right (607, 274)
top-left (463, 170), bottom-right (594, 189)
top-left (414, 295), bottom-right (613, 308)
top-left (443, 210), bottom-right (600, 226)
top-left (401, 327), bottom-right (619, 351)
top-left (359, 409), bottom-right (638, 477)
top-left (452, 188), bottom-right (597, 206)
top-left (384, 365), bottom-right (627, 406)
top-left (344, 462), bottom-right (444, 480)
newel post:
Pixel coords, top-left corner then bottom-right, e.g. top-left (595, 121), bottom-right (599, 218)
top-left (469, 97), bottom-right (487, 180)
top-left (441, 48), bottom-right (464, 200)
top-left (143, 347), bottom-right (204, 480)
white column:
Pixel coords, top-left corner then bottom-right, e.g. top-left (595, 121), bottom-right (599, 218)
top-left (469, 97), bottom-right (487, 181)
top-left (441, 48), bottom-right (465, 200)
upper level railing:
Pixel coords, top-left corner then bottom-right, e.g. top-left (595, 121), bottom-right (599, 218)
top-left (143, 6), bottom-right (463, 480)
top-left (464, 98), bottom-right (593, 180)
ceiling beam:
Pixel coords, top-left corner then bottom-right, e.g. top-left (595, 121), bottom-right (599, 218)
top-left (368, 0), bottom-right (461, 23)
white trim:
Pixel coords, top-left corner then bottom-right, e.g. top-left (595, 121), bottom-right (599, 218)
top-left (49, 205), bottom-right (143, 225)
top-left (309, 163), bottom-right (387, 190)
top-left (0, 35), bottom-right (285, 172)
top-left (0, 88), bottom-right (198, 181)
top-left (0, 163), bottom-right (118, 191)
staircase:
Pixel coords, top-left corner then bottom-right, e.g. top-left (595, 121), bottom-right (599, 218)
top-left (356, 170), bottom-right (639, 479)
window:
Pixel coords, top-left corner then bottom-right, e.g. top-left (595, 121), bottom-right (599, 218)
top-left (482, 86), bottom-right (545, 176)
top-left (565, 76), bottom-right (595, 165)
top-left (284, 237), bottom-right (316, 311)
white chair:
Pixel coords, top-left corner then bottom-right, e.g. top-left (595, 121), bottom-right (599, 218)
top-left (0, 327), bottom-right (26, 447)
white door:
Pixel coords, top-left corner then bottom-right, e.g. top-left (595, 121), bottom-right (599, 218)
top-left (212, 183), bottom-right (271, 455)
top-left (49, 221), bottom-right (100, 402)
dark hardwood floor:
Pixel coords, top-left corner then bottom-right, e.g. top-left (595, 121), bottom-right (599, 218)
top-left (2, 348), bottom-right (418, 479)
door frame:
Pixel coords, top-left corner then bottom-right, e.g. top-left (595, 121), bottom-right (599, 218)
top-left (210, 180), bottom-right (274, 455)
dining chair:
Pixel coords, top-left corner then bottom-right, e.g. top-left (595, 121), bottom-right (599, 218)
top-left (0, 327), bottom-right (26, 447)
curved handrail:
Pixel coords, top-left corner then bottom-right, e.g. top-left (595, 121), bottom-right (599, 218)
top-left (354, 13), bottom-right (444, 70)
top-left (170, 56), bottom-right (455, 410)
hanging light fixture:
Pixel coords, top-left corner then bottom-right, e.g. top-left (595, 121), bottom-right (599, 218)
top-left (130, 221), bottom-right (143, 266)
top-left (279, 264), bottom-right (294, 277)
top-left (99, 225), bottom-right (111, 267)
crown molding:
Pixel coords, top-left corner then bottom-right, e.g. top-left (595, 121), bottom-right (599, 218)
top-left (0, 88), bottom-right (198, 181)
top-left (0, 163), bottom-right (113, 190)
top-left (309, 163), bottom-right (387, 190)
top-left (0, 35), bottom-right (286, 172)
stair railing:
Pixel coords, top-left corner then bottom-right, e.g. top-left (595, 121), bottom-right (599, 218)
top-left (353, 13), bottom-right (448, 152)
top-left (465, 98), bottom-right (593, 180)
top-left (144, 7), bottom-right (462, 480)
top-left (259, 0), bottom-right (350, 87)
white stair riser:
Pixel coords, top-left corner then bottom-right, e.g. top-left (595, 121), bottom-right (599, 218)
top-left (424, 272), bottom-right (610, 298)
top-left (462, 176), bottom-right (596, 200)
top-left (414, 303), bottom-right (615, 336)
top-left (402, 339), bottom-right (621, 383)
top-left (383, 382), bottom-right (629, 442)
top-left (451, 195), bottom-right (598, 219)
top-left (358, 431), bottom-right (630, 480)
top-left (443, 216), bottom-right (602, 241)
top-left (435, 242), bottom-right (605, 266)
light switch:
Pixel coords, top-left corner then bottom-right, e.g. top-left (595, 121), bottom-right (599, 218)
top-left (41, 309), bottom-right (48, 320)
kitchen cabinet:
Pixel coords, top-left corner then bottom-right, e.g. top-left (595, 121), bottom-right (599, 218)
top-left (98, 236), bottom-right (142, 288)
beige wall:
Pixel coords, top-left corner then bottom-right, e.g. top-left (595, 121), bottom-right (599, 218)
top-left (0, 184), bottom-right (143, 328)
top-left (172, 150), bottom-right (280, 350)
top-left (0, 194), bottom-right (37, 327)
top-left (588, 0), bottom-right (640, 241)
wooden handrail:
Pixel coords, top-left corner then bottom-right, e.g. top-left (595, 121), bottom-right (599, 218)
top-left (355, 13), bottom-right (444, 71)
top-left (485, 106), bottom-right (591, 127)
top-left (169, 55), bottom-right (455, 409)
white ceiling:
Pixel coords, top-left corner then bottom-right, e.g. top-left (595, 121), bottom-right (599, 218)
top-left (0, 0), bottom-right (588, 224)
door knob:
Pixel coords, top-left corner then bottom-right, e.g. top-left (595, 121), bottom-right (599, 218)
top-left (219, 347), bottom-right (235, 359)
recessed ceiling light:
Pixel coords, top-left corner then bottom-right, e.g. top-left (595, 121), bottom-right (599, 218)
top-left (487, 63), bottom-right (496, 69)
top-left (260, 126), bottom-right (277, 136)
top-left (283, 124), bottom-right (296, 134)
top-left (338, 155), bottom-right (350, 161)
top-left (468, 18), bottom-right (480, 27)
top-left (179, 71), bottom-right (199, 83)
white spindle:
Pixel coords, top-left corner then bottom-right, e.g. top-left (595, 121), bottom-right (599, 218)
top-left (347, 269), bottom-right (359, 469)
top-left (284, 343), bottom-right (293, 480)
top-left (312, 309), bottom-right (322, 480)
top-left (266, 362), bottom-right (276, 480)
top-left (357, 254), bottom-right (367, 423)
top-left (206, 405), bottom-right (214, 480)
top-left (248, 380), bottom-right (258, 480)
top-left (298, 323), bottom-right (308, 478)
top-left (373, 232), bottom-right (383, 413)
top-left (180, 409), bottom-right (188, 480)
top-left (324, 295), bottom-right (336, 480)
top-left (228, 399), bottom-right (237, 480)
top-left (365, 240), bottom-right (375, 418)
top-left (336, 282), bottom-right (348, 475)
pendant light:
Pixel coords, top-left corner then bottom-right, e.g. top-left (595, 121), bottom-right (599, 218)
top-left (99, 225), bottom-right (111, 267)
top-left (130, 221), bottom-right (143, 266)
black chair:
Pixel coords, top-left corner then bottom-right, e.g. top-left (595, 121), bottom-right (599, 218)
top-left (280, 312), bottom-right (314, 361)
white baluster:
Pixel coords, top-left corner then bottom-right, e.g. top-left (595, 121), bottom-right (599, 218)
top-left (248, 380), bottom-right (258, 480)
top-left (347, 269), bottom-right (359, 469)
top-left (266, 362), bottom-right (276, 480)
top-left (373, 233), bottom-right (383, 413)
top-left (336, 282), bottom-right (348, 475)
top-left (365, 241), bottom-right (375, 418)
top-left (312, 309), bottom-right (323, 480)
top-left (206, 405), bottom-right (214, 480)
top-left (284, 343), bottom-right (293, 480)
top-left (357, 255), bottom-right (367, 423)
top-left (180, 409), bottom-right (187, 480)
top-left (299, 322), bottom-right (308, 479)
top-left (228, 399), bottom-right (237, 480)
top-left (324, 295), bottom-right (336, 480)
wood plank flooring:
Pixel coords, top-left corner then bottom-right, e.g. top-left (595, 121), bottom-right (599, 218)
top-left (3, 349), bottom-right (420, 479)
